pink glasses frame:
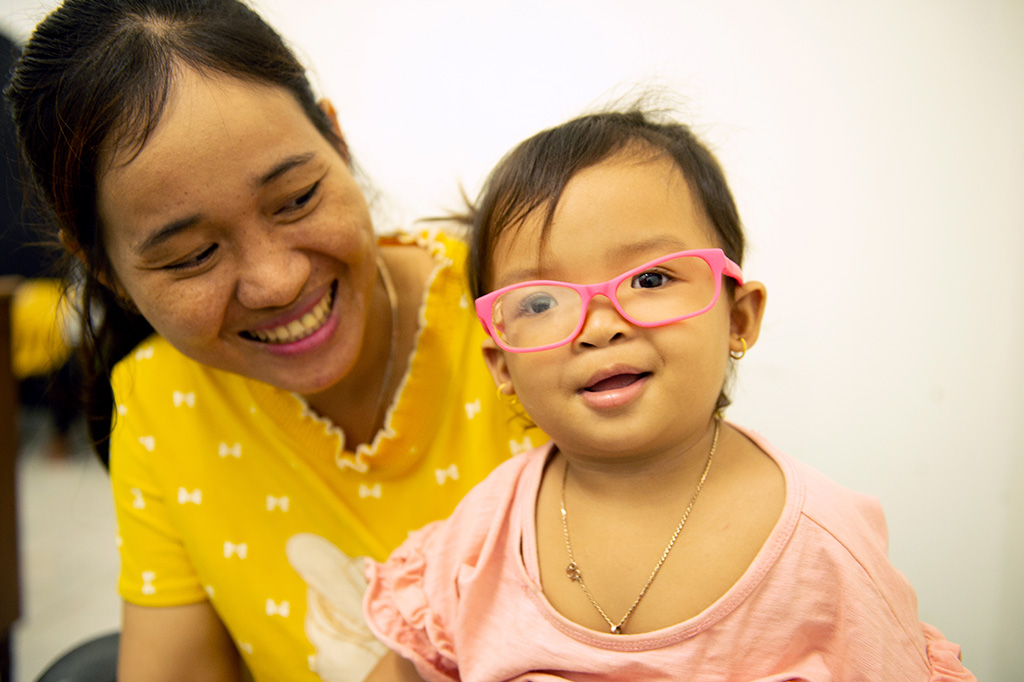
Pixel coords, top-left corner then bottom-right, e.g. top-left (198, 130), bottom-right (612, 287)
top-left (475, 248), bottom-right (744, 353)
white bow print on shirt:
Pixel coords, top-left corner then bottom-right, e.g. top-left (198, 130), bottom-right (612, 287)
top-left (130, 488), bottom-right (146, 510)
top-left (266, 495), bottom-right (290, 512)
top-left (358, 483), bottom-right (381, 499)
top-left (223, 541), bottom-right (248, 559)
top-left (265, 599), bottom-right (290, 617)
top-left (218, 442), bottom-right (241, 458)
top-left (141, 571), bottom-right (156, 596)
top-left (177, 487), bottom-right (202, 505)
top-left (434, 464), bottom-right (460, 485)
top-left (509, 436), bottom-right (534, 456)
top-left (464, 399), bottom-right (481, 419)
top-left (138, 436), bottom-right (156, 452)
top-left (172, 391), bottom-right (195, 407)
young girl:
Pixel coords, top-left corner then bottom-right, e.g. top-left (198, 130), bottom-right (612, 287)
top-left (361, 110), bottom-right (976, 681)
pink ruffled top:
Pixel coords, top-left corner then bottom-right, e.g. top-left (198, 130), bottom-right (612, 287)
top-left (364, 425), bottom-right (976, 681)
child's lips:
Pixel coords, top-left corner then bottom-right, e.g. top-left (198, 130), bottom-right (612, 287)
top-left (581, 365), bottom-right (651, 393)
top-left (579, 367), bottom-right (651, 409)
top-left (584, 372), bottom-right (650, 392)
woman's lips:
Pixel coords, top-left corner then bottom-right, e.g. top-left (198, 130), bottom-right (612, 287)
top-left (240, 281), bottom-right (336, 344)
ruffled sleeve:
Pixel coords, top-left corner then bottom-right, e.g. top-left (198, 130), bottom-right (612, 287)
top-left (922, 623), bottom-right (977, 681)
top-left (363, 522), bottom-right (460, 682)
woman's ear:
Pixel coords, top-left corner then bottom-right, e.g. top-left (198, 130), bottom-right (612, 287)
top-left (730, 280), bottom-right (767, 354)
top-left (318, 98), bottom-right (350, 162)
top-left (482, 337), bottom-right (515, 396)
top-left (61, 229), bottom-right (132, 303)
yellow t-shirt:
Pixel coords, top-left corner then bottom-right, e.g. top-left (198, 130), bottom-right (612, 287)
top-left (109, 231), bottom-right (542, 681)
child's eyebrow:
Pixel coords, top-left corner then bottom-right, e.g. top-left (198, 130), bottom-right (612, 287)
top-left (494, 267), bottom-right (543, 288)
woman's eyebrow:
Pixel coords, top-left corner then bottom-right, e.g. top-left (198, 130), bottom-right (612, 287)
top-left (135, 153), bottom-right (320, 255)
top-left (136, 215), bottom-right (201, 255)
top-left (257, 152), bottom-right (316, 186)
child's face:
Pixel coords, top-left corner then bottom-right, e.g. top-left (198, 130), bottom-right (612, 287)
top-left (482, 151), bottom-right (765, 463)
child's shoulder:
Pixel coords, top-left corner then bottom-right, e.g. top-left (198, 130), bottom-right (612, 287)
top-left (737, 424), bottom-right (891, 560)
top-left (374, 444), bottom-right (551, 584)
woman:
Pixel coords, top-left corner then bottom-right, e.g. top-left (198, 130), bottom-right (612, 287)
top-left (5, 1), bottom-right (538, 680)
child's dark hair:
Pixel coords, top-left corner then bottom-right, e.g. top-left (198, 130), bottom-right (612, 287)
top-left (3, 0), bottom-right (344, 463)
top-left (468, 109), bottom-right (745, 299)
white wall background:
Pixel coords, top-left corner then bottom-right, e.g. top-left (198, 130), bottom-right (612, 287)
top-left (3, 1), bottom-right (1022, 680)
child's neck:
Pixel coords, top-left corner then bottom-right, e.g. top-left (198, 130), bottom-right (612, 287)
top-left (554, 419), bottom-right (719, 503)
top-left (535, 420), bottom-right (787, 635)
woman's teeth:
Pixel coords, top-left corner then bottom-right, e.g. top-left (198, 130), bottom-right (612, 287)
top-left (248, 288), bottom-right (333, 344)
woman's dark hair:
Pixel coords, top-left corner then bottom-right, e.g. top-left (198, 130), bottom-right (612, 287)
top-left (467, 108), bottom-right (747, 412)
top-left (3, 0), bottom-right (343, 463)
top-left (468, 109), bottom-right (745, 299)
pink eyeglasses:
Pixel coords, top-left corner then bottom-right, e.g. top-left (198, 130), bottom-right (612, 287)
top-left (475, 248), bottom-right (743, 353)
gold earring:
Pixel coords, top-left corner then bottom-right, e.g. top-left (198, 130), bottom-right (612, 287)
top-left (730, 337), bottom-right (747, 360)
top-left (496, 382), bottom-right (513, 400)
top-left (496, 382), bottom-right (536, 429)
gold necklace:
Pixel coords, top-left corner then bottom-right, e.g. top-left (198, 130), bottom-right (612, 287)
top-left (560, 418), bottom-right (720, 634)
top-left (373, 255), bottom-right (400, 432)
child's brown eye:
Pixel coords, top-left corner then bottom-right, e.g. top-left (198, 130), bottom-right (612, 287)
top-left (632, 271), bottom-right (668, 288)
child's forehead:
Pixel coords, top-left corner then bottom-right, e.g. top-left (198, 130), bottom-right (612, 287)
top-left (488, 154), bottom-right (717, 285)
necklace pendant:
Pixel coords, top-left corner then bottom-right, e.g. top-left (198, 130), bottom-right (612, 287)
top-left (566, 562), bottom-right (581, 582)
top-left (611, 625), bottom-right (623, 635)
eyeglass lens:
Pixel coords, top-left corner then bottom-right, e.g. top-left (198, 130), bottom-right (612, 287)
top-left (490, 255), bottom-right (717, 350)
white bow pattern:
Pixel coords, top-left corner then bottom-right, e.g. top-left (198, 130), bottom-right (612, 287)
top-left (265, 599), bottom-right (290, 617)
top-left (464, 399), bottom-right (481, 419)
top-left (509, 436), bottom-right (534, 456)
top-left (218, 442), bottom-right (241, 458)
top-left (134, 346), bottom-right (154, 361)
top-left (177, 487), bottom-right (202, 505)
top-left (141, 571), bottom-right (156, 596)
top-left (223, 541), bottom-right (248, 559)
top-left (172, 391), bottom-right (195, 408)
top-left (138, 436), bottom-right (156, 452)
top-left (358, 483), bottom-right (382, 499)
top-left (435, 464), bottom-right (460, 485)
top-left (130, 488), bottom-right (146, 510)
top-left (266, 495), bottom-right (290, 512)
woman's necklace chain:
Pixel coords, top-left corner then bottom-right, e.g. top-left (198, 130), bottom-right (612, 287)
top-left (373, 255), bottom-right (400, 432)
top-left (560, 418), bottom-right (720, 635)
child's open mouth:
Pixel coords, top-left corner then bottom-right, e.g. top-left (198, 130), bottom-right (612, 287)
top-left (583, 372), bottom-right (651, 392)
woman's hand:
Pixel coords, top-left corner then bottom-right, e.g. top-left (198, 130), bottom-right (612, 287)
top-left (119, 601), bottom-right (245, 682)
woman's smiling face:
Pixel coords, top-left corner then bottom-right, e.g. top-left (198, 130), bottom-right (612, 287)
top-left (482, 150), bottom-right (764, 464)
top-left (96, 68), bottom-right (377, 395)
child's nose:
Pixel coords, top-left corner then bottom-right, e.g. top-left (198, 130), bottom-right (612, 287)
top-left (234, 237), bottom-right (310, 310)
top-left (574, 294), bottom-right (632, 348)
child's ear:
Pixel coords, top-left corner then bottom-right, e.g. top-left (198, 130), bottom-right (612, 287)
top-left (730, 280), bottom-right (767, 354)
top-left (482, 337), bottom-right (515, 396)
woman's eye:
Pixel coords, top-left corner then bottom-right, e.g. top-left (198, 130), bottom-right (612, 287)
top-left (278, 180), bottom-right (321, 214)
top-left (165, 244), bottom-right (218, 271)
top-left (632, 270), bottom-right (671, 289)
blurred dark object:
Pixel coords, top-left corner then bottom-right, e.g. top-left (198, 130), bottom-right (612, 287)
top-left (34, 631), bottom-right (119, 682)
top-left (1, 275), bottom-right (21, 682)
top-left (1, 33), bottom-right (53, 279)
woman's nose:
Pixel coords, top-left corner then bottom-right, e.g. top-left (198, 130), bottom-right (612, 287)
top-left (234, 238), bottom-right (310, 310)
top-left (574, 294), bottom-right (632, 348)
